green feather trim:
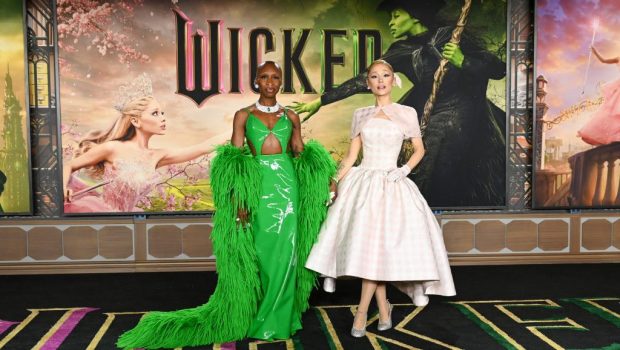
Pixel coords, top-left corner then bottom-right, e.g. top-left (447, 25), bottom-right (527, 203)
top-left (293, 140), bottom-right (337, 315)
top-left (117, 144), bottom-right (262, 349)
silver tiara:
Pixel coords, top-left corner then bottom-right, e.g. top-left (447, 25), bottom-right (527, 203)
top-left (113, 73), bottom-right (154, 111)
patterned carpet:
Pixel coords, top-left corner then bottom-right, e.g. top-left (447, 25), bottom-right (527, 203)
top-left (1, 264), bottom-right (619, 349)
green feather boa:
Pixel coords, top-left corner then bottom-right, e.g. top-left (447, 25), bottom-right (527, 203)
top-left (117, 142), bottom-right (335, 349)
top-left (293, 140), bottom-right (337, 315)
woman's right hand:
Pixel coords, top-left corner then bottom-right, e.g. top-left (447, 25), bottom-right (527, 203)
top-left (289, 98), bottom-right (322, 122)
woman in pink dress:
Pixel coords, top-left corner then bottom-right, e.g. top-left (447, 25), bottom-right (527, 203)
top-left (578, 46), bottom-right (620, 146)
top-left (63, 74), bottom-right (216, 213)
top-left (305, 60), bottom-right (455, 337)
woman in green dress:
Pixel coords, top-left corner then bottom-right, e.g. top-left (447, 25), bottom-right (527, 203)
top-left (235, 60), bottom-right (305, 339)
top-left (117, 61), bottom-right (336, 349)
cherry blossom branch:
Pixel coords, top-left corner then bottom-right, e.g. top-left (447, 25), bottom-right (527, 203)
top-left (57, 0), bottom-right (150, 71)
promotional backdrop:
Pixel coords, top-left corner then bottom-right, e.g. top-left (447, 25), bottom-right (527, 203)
top-left (58, 0), bottom-right (507, 214)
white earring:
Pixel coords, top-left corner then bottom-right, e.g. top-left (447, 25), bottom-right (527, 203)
top-left (254, 83), bottom-right (259, 89)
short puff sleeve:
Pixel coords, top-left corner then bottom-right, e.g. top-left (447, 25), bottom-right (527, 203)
top-left (349, 107), bottom-right (373, 139)
top-left (382, 104), bottom-right (421, 139)
top-left (400, 105), bottom-right (421, 139)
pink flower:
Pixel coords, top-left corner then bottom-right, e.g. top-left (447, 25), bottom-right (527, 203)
top-left (57, 0), bottom-right (149, 65)
top-left (165, 194), bottom-right (176, 211)
top-left (62, 144), bottom-right (75, 160)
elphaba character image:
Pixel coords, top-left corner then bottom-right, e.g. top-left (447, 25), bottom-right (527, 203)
top-left (293, 0), bottom-right (506, 208)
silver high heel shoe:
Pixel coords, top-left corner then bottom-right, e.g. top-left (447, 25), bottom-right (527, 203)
top-left (350, 311), bottom-right (367, 337)
top-left (377, 300), bottom-right (393, 331)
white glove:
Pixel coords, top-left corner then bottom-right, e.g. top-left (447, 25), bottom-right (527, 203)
top-left (386, 164), bottom-right (411, 182)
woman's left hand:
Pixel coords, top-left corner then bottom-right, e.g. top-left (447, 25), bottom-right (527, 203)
top-left (442, 43), bottom-right (465, 69)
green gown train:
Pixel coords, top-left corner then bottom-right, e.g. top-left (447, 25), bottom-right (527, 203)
top-left (117, 111), bottom-right (336, 349)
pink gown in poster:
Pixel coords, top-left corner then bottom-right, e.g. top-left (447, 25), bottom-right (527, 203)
top-left (578, 66), bottom-right (620, 146)
top-left (64, 159), bottom-right (161, 213)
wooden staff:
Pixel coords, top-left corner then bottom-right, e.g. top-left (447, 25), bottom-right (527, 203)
top-left (420, 0), bottom-right (473, 133)
top-left (70, 180), bottom-right (111, 199)
top-left (581, 19), bottom-right (599, 95)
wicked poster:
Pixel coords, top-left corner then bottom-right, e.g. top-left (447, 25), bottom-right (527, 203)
top-left (58, 0), bottom-right (507, 214)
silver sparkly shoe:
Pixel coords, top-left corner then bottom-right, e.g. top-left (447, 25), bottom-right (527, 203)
top-left (377, 300), bottom-right (393, 331)
top-left (350, 311), bottom-right (367, 337)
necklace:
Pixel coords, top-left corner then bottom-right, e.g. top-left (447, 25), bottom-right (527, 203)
top-left (255, 101), bottom-right (281, 114)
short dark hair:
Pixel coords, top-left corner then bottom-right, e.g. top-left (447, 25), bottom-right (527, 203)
top-left (256, 61), bottom-right (282, 75)
top-left (377, 0), bottom-right (445, 30)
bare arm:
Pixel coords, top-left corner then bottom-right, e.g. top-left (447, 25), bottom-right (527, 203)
top-left (335, 136), bottom-right (362, 182)
top-left (230, 109), bottom-right (249, 223)
top-left (63, 142), bottom-right (113, 200)
top-left (156, 140), bottom-right (217, 168)
top-left (592, 46), bottom-right (620, 64)
top-left (287, 110), bottom-right (304, 156)
top-left (404, 137), bottom-right (425, 169)
top-left (231, 109), bottom-right (249, 148)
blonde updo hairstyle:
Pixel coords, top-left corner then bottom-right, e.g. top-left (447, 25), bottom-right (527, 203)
top-left (76, 95), bottom-right (155, 177)
top-left (367, 59), bottom-right (395, 75)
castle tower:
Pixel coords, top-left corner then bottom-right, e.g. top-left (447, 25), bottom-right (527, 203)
top-left (0, 65), bottom-right (30, 212)
top-left (536, 75), bottom-right (549, 170)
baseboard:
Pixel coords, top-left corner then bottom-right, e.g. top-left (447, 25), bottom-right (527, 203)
top-left (1, 254), bottom-right (618, 275)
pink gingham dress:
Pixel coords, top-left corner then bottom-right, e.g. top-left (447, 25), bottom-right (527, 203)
top-left (305, 103), bottom-right (455, 298)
